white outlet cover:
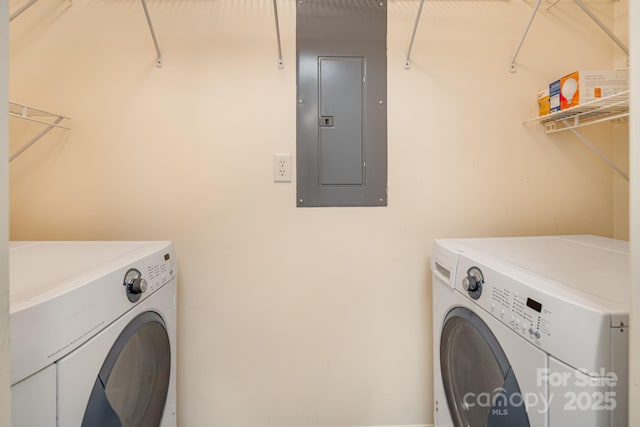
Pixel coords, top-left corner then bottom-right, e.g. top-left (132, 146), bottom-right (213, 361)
top-left (273, 153), bottom-right (292, 183)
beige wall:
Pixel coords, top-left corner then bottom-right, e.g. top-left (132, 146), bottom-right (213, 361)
top-left (1, 0), bottom-right (9, 424)
top-left (7, 1), bottom-right (622, 426)
top-left (629, 0), bottom-right (639, 424)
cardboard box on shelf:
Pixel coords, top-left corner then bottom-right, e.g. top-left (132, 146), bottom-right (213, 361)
top-left (537, 88), bottom-right (550, 116)
top-left (559, 70), bottom-right (628, 110)
top-left (549, 80), bottom-right (561, 113)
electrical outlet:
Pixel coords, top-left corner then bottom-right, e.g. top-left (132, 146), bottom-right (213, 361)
top-left (273, 153), bottom-right (292, 182)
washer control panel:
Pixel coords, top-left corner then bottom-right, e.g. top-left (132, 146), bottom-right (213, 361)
top-left (488, 285), bottom-right (551, 343)
top-left (145, 252), bottom-right (175, 292)
top-left (456, 259), bottom-right (555, 351)
top-left (124, 251), bottom-right (175, 303)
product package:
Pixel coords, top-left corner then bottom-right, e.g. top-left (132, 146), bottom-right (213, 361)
top-left (559, 70), bottom-right (628, 110)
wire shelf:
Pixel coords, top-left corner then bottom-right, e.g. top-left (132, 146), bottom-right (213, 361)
top-left (8, 101), bottom-right (71, 162)
top-left (524, 90), bottom-right (629, 134)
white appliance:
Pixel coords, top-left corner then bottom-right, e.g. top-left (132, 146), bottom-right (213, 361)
top-left (432, 235), bottom-right (628, 427)
top-left (9, 241), bottom-right (177, 427)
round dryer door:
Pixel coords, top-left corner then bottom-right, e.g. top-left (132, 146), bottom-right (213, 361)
top-left (440, 307), bottom-right (530, 427)
top-left (82, 311), bottom-right (171, 427)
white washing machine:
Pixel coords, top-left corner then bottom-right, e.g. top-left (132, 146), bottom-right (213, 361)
top-left (9, 241), bottom-right (177, 427)
top-left (432, 235), bottom-right (628, 427)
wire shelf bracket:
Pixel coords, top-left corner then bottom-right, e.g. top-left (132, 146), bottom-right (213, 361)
top-left (8, 102), bottom-right (71, 162)
top-left (404, 0), bottom-right (425, 70)
top-left (509, 0), bottom-right (543, 73)
top-left (510, 0), bottom-right (629, 73)
top-left (10, 0), bottom-right (74, 22)
top-left (565, 121), bottom-right (629, 182)
top-left (141, 0), bottom-right (163, 68)
top-left (273, 0), bottom-right (284, 68)
top-left (10, 0), bottom-right (42, 22)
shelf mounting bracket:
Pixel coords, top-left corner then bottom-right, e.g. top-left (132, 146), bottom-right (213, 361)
top-left (510, 0), bottom-right (543, 73)
top-left (511, 0), bottom-right (629, 72)
top-left (141, 0), bottom-right (163, 68)
top-left (404, 0), bottom-right (425, 70)
top-left (273, 0), bottom-right (284, 69)
top-left (8, 102), bottom-right (71, 162)
top-left (563, 120), bottom-right (629, 182)
top-left (10, 116), bottom-right (64, 162)
top-left (10, 0), bottom-right (41, 22)
top-left (574, 0), bottom-right (629, 57)
top-left (10, 0), bottom-right (73, 22)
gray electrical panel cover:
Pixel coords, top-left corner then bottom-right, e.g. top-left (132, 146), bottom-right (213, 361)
top-left (296, 0), bottom-right (387, 207)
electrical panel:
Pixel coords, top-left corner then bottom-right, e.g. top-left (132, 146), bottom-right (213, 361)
top-left (296, 0), bottom-right (387, 207)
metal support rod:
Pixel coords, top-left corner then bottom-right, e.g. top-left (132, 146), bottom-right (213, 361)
top-left (404, 0), bottom-right (425, 69)
top-left (510, 0), bottom-right (543, 73)
top-left (9, 116), bottom-right (64, 162)
top-left (10, 0), bottom-right (41, 22)
top-left (564, 120), bottom-right (629, 181)
top-left (273, 0), bottom-right (284, 68)
top-left (574, 0), bottom-right (629, 56)
top-left (141, 0), bottom-right (163, 67)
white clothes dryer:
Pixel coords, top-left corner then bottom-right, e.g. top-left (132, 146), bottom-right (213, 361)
top-left (432, 235), bottom-right (628, 427)
top-left (9, 241), bottom-right (177, 427)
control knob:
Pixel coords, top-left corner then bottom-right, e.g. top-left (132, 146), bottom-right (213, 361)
top-left (124, 268), bottom-right (147, 303)
top-left (463, 275), bottom-right (481, 292)
top-left (129, 277), bottom-right (148, 295)
top-left (463, 267), bottom-right (484, 300)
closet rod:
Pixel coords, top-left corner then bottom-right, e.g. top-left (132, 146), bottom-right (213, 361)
top-left (509, 0), bottom-right (542, 73)
top-left (404, 0), bottom-right (425, 69)
top-left (10, 0), bottom-right (41, 22)
top-left (273, 0), bottom-right (284, 68)
top-left (574, 0), bottom-right (628, 56)
top-left (141, 0), bottom-right (163, 67)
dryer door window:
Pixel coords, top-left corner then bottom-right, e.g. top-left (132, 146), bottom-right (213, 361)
top-left (440, 307), bottom-right (530, 427)
top-left (82, 311), bottom-right (171, 427)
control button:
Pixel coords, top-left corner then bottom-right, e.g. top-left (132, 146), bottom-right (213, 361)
top-left (534, 331), bottom-right (541, 339)
top-left (529, 327), bottom-right (535, 335)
